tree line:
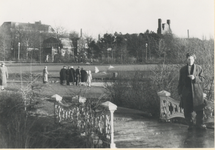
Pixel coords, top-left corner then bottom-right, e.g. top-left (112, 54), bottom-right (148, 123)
top-left (0, 25), bottom-right (213, 66)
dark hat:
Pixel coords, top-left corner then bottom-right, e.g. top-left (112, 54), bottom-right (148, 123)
top-left (186, 53), bottom-right (196, 59)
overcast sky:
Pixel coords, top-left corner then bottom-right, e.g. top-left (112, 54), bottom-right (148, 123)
top-left (0, 0), bottom-right (214, 39)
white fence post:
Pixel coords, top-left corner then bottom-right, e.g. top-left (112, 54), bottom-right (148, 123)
top-left (102, 101), bottom-right (117, 148)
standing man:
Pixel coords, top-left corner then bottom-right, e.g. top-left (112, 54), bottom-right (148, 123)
top-left (45, 55), bottom-right (49, 62)
top-left (0, 62), bottom-right (8, 90)
top-left (75, 66), bottom-right (81, 86)
top-left (60, 66), bottom-right (67, 85)
top-left (66, 66), bottom-right (70, 85)
top-left (87, 70), bottom-right (92, 87)
top-left (80, 67), bottom-right (87, 82)
top-left (69, 66), bottom-right (75, 85)
top-left (178, 53), bottom-right (206, 131)
top-left (43, 66), bottom-right (49, 84)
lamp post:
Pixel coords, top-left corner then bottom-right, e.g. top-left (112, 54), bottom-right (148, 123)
top-left (18, 42), bottom-right (21, 61)
top-left (145, 43), bottom-right (148, 61)
top-left (26, 38), bottom-right (29, 60)
top-left (3, 47), bottom-right (5, 62)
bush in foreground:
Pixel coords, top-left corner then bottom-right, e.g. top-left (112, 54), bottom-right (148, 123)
top-left (0, 91), bottom-right (110, 148)
top-left (106, 71), bottom-right (160, 118)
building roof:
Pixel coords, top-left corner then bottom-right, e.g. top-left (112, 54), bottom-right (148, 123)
top-left (1, 21), bottom-right (55, 33)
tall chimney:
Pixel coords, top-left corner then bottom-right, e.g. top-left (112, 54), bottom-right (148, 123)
top-left (157, 18), bottom-right (162, 34)
top-left (98, 34), bottom-right (100, 40)
top-left (167, 19), bottom-right (171, 33)
top-left (187, 29), bottom-right (189, 38)
top-left (167, 19), bottom-right (170, 26)
top-left (80, 28), bottom-right (82, 38)
top-left (162, 23), bottom-right (165, 30)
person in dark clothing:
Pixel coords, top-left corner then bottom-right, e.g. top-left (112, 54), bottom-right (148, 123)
top-left (60, 66), bottom-right (67, 85)
top-left (66, 66), bottom-right (70, 85)
top-left (69, 66), bottom-right (75, 85)
top-left (75, 66), bottom-right (81, 86)
top-left (178, 53), bottom-right (206, 131)
top-left (80, 68), bottom-right (87, 82)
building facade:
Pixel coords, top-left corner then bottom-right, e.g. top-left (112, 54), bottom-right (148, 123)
top-left (0, 21), bottom-right (55, 61)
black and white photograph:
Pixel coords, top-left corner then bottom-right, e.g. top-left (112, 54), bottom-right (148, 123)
top-left (0, 0), bottom-right (214, 148)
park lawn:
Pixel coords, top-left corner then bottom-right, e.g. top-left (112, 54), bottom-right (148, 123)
top-left (5, 82), bottom-right (107, 116)
top-left (7, 63), bottom-right (158, 75)
top-left (7, 82), bottom-right (106, 98)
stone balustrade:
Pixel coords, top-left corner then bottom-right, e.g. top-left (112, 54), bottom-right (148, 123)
top-left (158, 90), bottom-right (214, 123)
top-left (158, 90), bottom-right (184, 122)
top-left (52, 94), bottom-right (117, 148)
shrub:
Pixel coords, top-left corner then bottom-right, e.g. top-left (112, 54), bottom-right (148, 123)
top-left (106, 63), bottom-right (214, 119)
top-left (0, 88), bottom-right (110, 148)
top-left (0, 92), bottom-right (31, 148)
top-left (106, 71), bottom-right (160, 118)
top-left (53, 54), bottom-right (63, 63)
top-left (150, 63), bottom-right (182, 100)
top-left (125, 56), bottom-right (137, 64)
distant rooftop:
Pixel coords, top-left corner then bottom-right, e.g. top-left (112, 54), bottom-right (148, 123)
top-left (1, 21), bottom-right (55, 33)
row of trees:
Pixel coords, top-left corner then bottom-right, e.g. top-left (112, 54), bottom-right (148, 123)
top-left (0, 24), bottom-right (214, 65)
top-left (85, 31), bottom-right (214, 65)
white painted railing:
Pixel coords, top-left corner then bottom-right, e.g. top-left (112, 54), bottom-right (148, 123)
top-left (52, 94), bottom-right (117, 148)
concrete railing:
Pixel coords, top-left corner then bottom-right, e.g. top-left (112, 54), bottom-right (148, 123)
top-left (52, 94), bottom-right (117, 148)
top-left (158, 90), bottom-right (214, 122)
top-left (157, 90), bottom-right (184, 121)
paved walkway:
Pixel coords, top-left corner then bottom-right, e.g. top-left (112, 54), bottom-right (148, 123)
top-left (114, 107), bottom-right (214, 148)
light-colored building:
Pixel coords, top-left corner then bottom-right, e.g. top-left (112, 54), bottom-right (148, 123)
top-left (59, 38), bottom-right (74, 56)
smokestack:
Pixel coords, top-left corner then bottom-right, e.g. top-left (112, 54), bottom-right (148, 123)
top-left (157, 18), bottom-right (162, 34)
top-left (158, 18), bottom-right (162, 27)
top-left (167, 19), bottom-right (170, 26)
top-left (80, 28), bottom-right (82, 38)
top-left (98, 34), bottom-right (100, 40)
top-left (167, 19), bottom-right (171, 33)
top-left (162, 23), bottom-right (165, 30)
top-left (187, 29), bottom-right (189, 38)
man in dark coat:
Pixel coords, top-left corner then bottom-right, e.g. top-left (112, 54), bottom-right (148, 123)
top-left (66, 66), bottom-right (70, 85)
top-left (60, 66), bottom-right (67, 85)
top-left (69, 66), bottom-right (75, 85)
top-left (75, 66), bottom-right (81, 86)
top-left (80, 68), bottom-right (87, 82)
top-left (178, 53), bottom-right (206, 131)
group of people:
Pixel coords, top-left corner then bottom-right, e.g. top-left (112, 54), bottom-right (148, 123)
top-left (0, 52), bottom-right (209, 131)
top-left (59, 66), bottom-right (92, 87)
